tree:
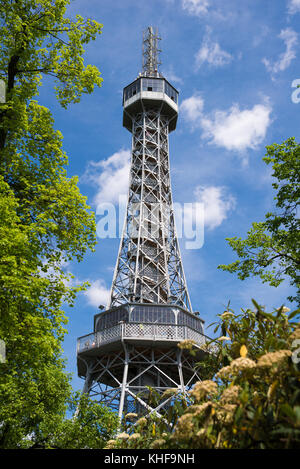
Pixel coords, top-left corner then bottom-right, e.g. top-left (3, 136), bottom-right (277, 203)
top-left (0, 0), bottom-right (103, 150)
top-left (218, 138), bottom-right (300, 305)
top-left (0, 0), bottom-right (103, 282)
top-left (20, 393), bottom-right (119, 449)
top-left (0, 175), bottom-right (72, 447)
top-left (0, 0), bottom-right (102, 271)
top-left (0, 1), bottom-right (112, 448)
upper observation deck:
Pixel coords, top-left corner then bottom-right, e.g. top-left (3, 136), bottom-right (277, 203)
top-left (123, 76), bottom-right (179, 132)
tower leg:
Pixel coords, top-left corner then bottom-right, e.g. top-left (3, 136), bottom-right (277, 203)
top-left (118, 344), bottom-right (129, 422)
top-left (74, 361), bottom-right (94, 418)
top-left (177, 348), bottom-right (187, 398)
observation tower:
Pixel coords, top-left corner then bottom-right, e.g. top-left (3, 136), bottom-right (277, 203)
top-left (77, 27), bottom-right (210, 420)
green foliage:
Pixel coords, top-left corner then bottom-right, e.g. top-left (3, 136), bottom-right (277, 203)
top-left (113, 303), bottom-right (300, 449)
top-left (0, 0), bottom-right (102, 110)
top-left (0, 176), bottom-right (71, 447)
top-left (0, 1), bottom-right (111, 448)
top-left (218, 138), bottom-right (300, 304)
top-left (20, 393), bottom-right (119, 449)
top-left (0, 0), bottom-right (100, 274)
top-left (210, 300), bottom-right (295, 364)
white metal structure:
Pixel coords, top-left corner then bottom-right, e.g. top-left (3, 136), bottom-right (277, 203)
top-left (77, 27), bottom-right (211, 422)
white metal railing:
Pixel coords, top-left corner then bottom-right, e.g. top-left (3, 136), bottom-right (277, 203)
top-left (77, 324), bottom-right (122, 353)
top-left (77, 323), bottom-right (212, 354)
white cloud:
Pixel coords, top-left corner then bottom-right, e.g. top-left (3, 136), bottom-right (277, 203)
top-left (262, 28), bottom-right (298, 75)
top-left (180, 94), bottom-right (204, 124)
top-left (195, 34), bottom-right (232, 69)
top-left (182, 0), bottom-right (210, 15)
top-left (180, 94), bottom-right (272, 153)
top-left (288, 0), bottom-right (300, 14)
top-left (252, 25), bottom-right (270, 48)
top-left (83, 149), bottom-right (131, 205)
top-left (200, 101), bottom-right (272, 152)
top-left (83, 279), bottom-right (110, 308)
top-left (164, 66), bottom-right (183, 85)
top-left (194, 185), bottom-right (236, 230)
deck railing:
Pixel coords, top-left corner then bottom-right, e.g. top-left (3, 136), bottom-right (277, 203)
top-left (77, 323), bottom-right (217, 354)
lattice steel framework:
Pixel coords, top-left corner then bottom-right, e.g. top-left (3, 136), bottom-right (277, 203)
top-left (142, 26), bottom-right (161, 77)
top-left (77, 27), bottom-right (211, 423)
top-left (79, 343), bottom-right (204, 419)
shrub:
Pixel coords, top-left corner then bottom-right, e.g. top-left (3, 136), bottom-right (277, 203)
top-left (109, 302), bottom-right (300, 449)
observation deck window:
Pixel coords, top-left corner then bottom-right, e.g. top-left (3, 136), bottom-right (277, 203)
top-left (123, 79), bottom-right (141, 102)
top-left (131, 305), bottom-right (175, 324)
top-left (177, 310), bottom-right (202, 332)
top-left (95, 306), bottom-right (129, 331)
top-left (164, 81), bottom-right (178, 104)
top-left (142, 78), bottom-right (164, 93)
top-left (123, 78), bottom-right (178, 106)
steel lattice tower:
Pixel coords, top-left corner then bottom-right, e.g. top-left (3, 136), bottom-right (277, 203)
top-left (77, 27), bottom-right (210, 422)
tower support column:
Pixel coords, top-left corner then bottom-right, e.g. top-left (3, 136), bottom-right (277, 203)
top-left (118, 343), bottom-right (129, 420)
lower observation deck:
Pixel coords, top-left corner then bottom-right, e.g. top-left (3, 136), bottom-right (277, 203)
top-left (78, 322), bottom-right (207, 352)
top-left (76, 303), bottom-right (218, 415)
top-left (76, 303), bottom-right (217, 379)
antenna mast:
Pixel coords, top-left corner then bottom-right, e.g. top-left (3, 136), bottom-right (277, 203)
top-left (142, 26), bottom-right (161, 77)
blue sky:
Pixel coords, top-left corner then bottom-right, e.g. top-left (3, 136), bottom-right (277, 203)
top-left (38, 0), bottom-right (300, 392)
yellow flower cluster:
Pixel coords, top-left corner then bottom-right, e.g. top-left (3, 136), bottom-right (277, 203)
top-left (196, 428), bottom-right (206, 437)
top-left (189, 380), bottom-right (218, 401)
top-left (230, 357), bottom-right (256, 373)
top-left (216, 365), bottom-right (232, 380)
top-left (216, 358), bottom-right (256, 381)
top-left (174, 413), bottom-right (195, 436)
top-left (125, 412), bottom-right (138, 420)
top-left (161, 388), bottom-right (178, 399)
top-left (178, 339), bottom-right (196, 350)
top-left (220, 385), bottom-right (241, 404)
top-left (220, 311), bottom-right (235, 319)
top-left (116, 432), bottom-right (130, 440)
top-left (288, 325), bottom-right (300, 344)
top-left (105, 439), bottom-right (117, 449)
top-left (136, 416), bottom-right (147, 427)
top-left (150, 438), bottom-right (166, 449)
top-left (193, 402), bottom-right (214, 415)
top-left (128, 433), bottom-right (141, 440)
top-left (216, 404), bottom-right (237, 424)
top-left (217, 336), bottom-right (231, 342)
top-left (186, 404), bottom-right (204, 414)
top-left (257, 349), bottom-right (292, 369)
